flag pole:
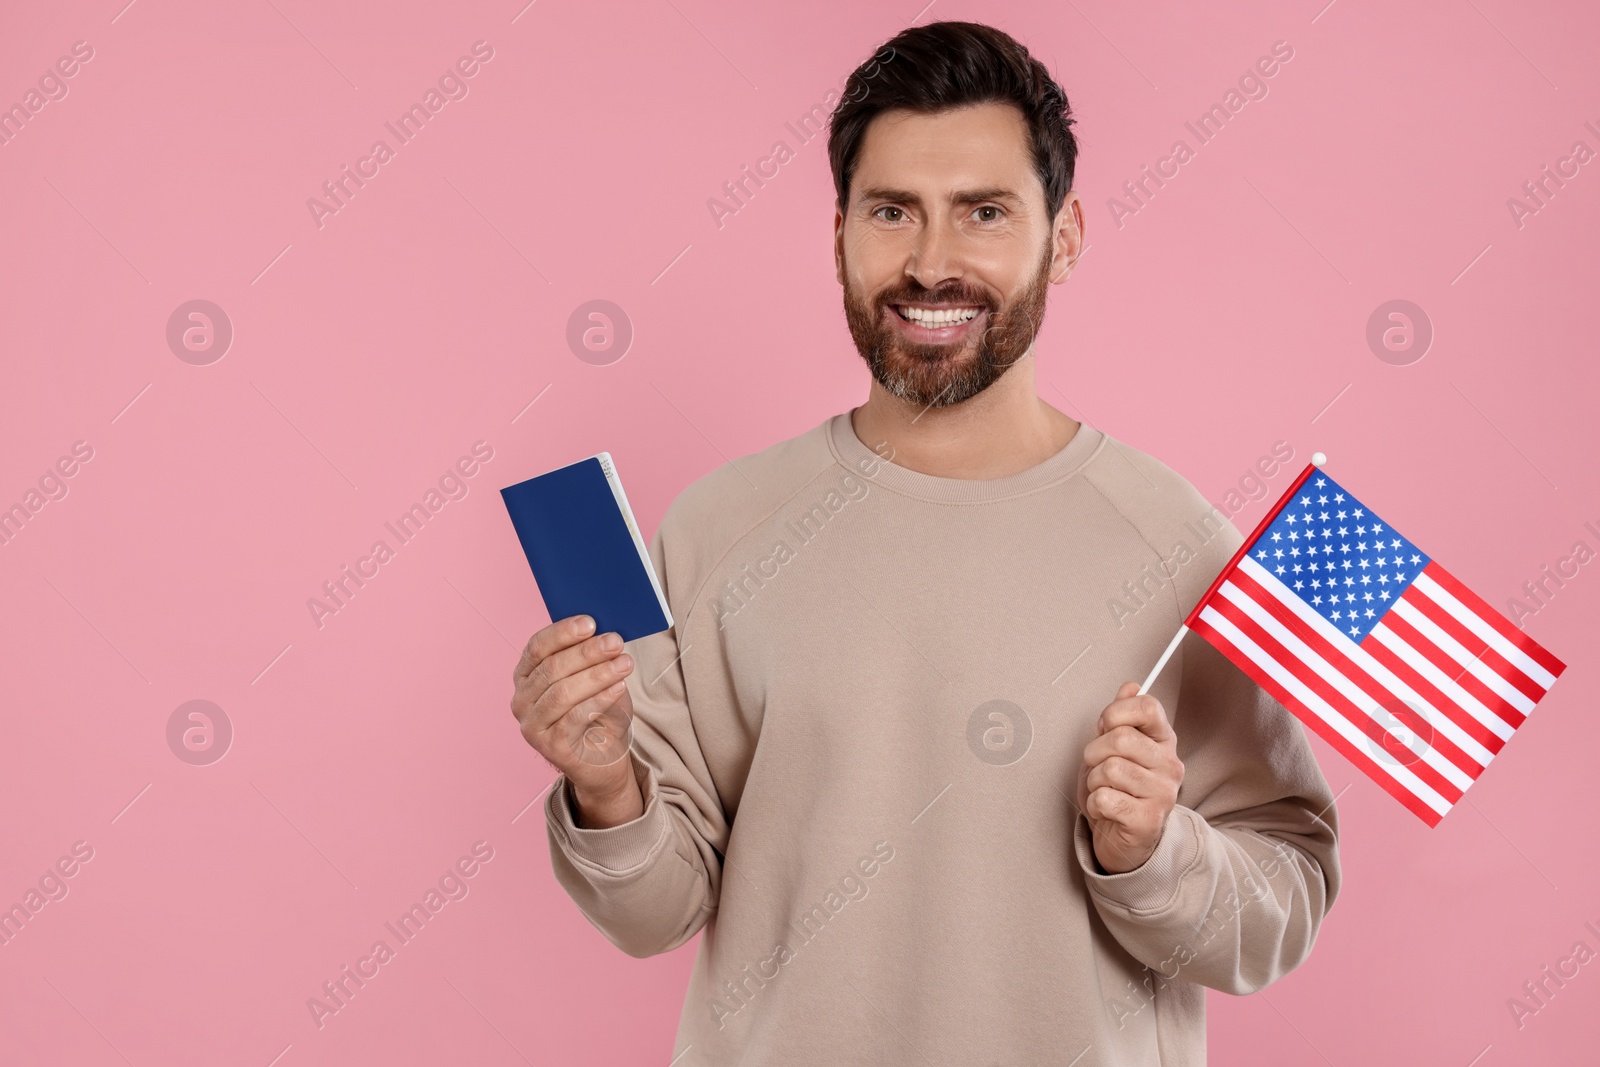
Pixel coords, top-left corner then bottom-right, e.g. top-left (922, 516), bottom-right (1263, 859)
top-left (1137, 625), bottom-right (1187, 695)
top-left (1135, 451), bottom-right (1328, 697)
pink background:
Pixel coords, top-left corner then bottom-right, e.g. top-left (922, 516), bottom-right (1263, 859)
top-left (2, 0), bottom-right (1596, 1063)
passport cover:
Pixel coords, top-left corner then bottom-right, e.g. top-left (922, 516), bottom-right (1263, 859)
top-left (499, 452), bottom-right (672, 643)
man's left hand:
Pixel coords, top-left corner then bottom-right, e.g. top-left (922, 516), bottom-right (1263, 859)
top-left (1076, 681), bottom-right (1185, 874)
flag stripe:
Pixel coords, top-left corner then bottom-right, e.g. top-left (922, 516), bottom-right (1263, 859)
top-left (1193, 606), bottom-right (1448, 825)
top-left (1417, 567), bottom-right (1564, 682)
top-left (1370, 618), bottom-right (1515, 742)
top-left (1360, 630), bottom-right (1508, 758)
top-left (1209, 588), bottom-right (1470, 798)
top-left (1400, 585), bottom-right (1545, 707)
top-left (1236, 557), bottom-right (1496, 769)
top-left (1390, 597), bottom-right (1533, 722)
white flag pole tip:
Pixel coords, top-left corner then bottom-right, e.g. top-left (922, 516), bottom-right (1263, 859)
top-left (1311, 451), bottom-right (1327, 466)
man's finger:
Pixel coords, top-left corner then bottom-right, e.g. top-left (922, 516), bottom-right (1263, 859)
top-left (1084, 784), bottom-right (1138, 824)
top-left (1083, 724), bottom-right (1165, 773)
top-left (1099, 692), bottom-right (1174, 744)
top-left (515, 614), bottom-right (597, 684)
top-left (1086, 755), bottom-right (1157, 800)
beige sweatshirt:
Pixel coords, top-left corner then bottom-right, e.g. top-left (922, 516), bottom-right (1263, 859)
top-left (544, 410), bottom-right (1341, 1066)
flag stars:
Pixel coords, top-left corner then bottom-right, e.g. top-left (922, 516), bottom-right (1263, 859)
top-left (1253, 473), bottom-right (1429, 642)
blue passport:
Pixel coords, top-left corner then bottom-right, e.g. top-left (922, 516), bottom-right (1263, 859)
top-left (499, 452), bottom-right (673, 643)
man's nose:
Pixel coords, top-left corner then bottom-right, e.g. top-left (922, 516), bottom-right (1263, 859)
top-left (905, 218), bottom-right (964, 290)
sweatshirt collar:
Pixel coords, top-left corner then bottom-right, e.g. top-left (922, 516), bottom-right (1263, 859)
top-left (826, 406), bottom-right (1105, 505)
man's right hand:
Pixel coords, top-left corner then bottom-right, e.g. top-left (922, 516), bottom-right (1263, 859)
top-left (511, 614), bottom-right (644, 828)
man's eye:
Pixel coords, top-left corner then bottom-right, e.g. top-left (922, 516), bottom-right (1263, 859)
top-left (873, 206), bottom-right (905, 222)
top-left (974, 205), bottom-right (1003, 222)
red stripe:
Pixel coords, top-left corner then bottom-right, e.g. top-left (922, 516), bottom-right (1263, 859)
top-left (1185, 462), bottom-right (1320, 629)
top-left (1380, 610), bottom-right (1524, 733)
top-left (1209, 594), bottom-right (1466, 803)
top-left (1191, 614), bottom-right (1445, 827)
top-left (1362, 633), bottom-right (1507, 756)
top-left (1227, 568), bottom-right (1486, 780)
top-left (1401, 585), bottom-right (1544, 706)
top-left (1423, 562), bottom-right (1565, 677)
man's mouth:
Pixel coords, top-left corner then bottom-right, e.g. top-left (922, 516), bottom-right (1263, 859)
top-left (891, 303), bottom-right (984, 326)
top-left (886, 302), bottom-right (988, 343)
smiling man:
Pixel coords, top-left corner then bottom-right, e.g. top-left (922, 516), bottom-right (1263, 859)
top-left (521, 20), bottom-right (1340, 1066)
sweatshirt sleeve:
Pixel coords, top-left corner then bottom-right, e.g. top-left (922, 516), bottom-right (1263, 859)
top-left (1071, 625), bottom-right (1343, 996)
top-left (543, 507), bottom-right (731, 959)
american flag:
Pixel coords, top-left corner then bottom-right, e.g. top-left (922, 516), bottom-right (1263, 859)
top-left (1184, 462), bottom-right (1566, 826)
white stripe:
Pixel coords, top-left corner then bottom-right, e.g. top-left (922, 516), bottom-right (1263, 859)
top-left (1390, 597), bottom-right (1535, 715)
top-left (1215, 582), bottom-right (1475, 792)
top-left (1237, 557), bottom-right (1496, 766)
top-left (1368, 624), bottom-right (1514, 741)
top-left (1198, 605), bottom-right (1452, 817)
top-left (1412, 573), bottom-right (1556, 689)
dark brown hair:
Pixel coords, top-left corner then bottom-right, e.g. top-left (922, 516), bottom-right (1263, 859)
top-left (827, 21), bottom-right (1079, 219)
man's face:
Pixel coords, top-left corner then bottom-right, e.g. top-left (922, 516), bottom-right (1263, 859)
top-left (835, 101), bottom-right (1079, 409)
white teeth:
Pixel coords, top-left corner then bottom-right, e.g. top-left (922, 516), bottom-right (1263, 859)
top-left (899, 306), bottom-right (979, 326)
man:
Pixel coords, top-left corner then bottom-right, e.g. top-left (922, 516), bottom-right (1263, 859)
top-left (512, 20), bottom-right (1339, 1066)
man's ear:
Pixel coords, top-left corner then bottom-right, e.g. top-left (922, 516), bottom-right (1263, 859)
top-left (834, 206), bottom-right (846, 286)
top-left (1050, 192), bottom-right (1085, 284)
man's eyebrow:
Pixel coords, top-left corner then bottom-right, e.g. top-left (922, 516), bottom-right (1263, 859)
top-left (856, 186), bottom-right (1025, 208)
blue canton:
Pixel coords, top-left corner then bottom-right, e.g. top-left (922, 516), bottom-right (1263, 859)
top-left (1248, 472), bottom-right (1430, 642)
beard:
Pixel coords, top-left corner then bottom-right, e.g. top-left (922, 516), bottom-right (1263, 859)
top-left (842, 238), bottom-right (1053, 410)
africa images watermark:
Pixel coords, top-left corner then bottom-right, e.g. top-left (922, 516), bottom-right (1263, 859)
top-left (1504, 518), bottom-right (1600, 628)
top-left (1105, 834), bottom-right (1301, 1029)
top-left (1505, 118), bottom-right (1600, 231)
top-left (1105, 440), bottom-right (1296, 630)
top-left (0, 841), bottom-right (96, 949)
top-left (306, 441), bottom-right (494, 629)
top-left (1505, 913), bottom-right (1600, 1031)
top-left (708, 438), bottom-right (897, 630)
top-left (306, 40), bottom-right (496, 229)
top-left (0, 39), bottom-right (95, 149)
top-left (705, 46), bottom-right (896, 231)
top-left (0, 440), bottom-right (95, 549)
top-left (305, 840), bottom-right (495, 1029)
top-left (708, 840), bottom-right (895, 1031)
top-left (1108, 40), bottom-right (1295, 229)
